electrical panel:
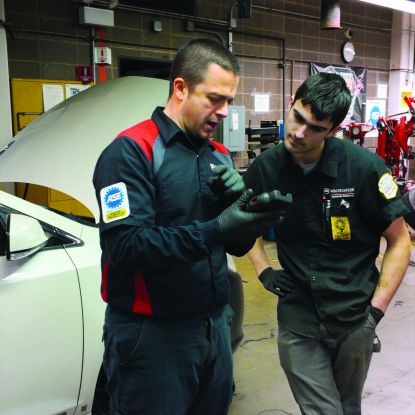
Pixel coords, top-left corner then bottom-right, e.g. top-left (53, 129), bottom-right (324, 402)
top-left (217, 105), bottom-right (245, 152)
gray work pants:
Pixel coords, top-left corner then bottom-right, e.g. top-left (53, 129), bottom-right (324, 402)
top-left (278, 314), bottom-right (377, 415)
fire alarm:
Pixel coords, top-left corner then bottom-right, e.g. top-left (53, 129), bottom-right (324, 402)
top-left (94, 46), bottom-right (112, 64)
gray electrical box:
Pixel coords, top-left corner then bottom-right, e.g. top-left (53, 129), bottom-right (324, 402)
top-left (217, 105), bottom-right (245, 152)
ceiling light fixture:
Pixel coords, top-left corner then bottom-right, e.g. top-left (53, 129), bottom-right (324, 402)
top-left (357, 0), bottom-right (415, 14)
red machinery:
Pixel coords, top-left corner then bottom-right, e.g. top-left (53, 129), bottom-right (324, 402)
top-left (376, 96), bottom-right (415, 181)
top-left (344, 96), bottom-right (415, 182)
top-left (343, 122), bottom-right (375, 146)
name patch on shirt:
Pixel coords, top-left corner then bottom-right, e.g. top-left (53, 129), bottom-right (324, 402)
top-left (329, 187), bottom-right (355, 198)
top-left (378, 173), bottom-right (398, 200)
top-left (331, 216), bottom-right (351, 240)
top-left (100, 182), bottom-right (130, 223)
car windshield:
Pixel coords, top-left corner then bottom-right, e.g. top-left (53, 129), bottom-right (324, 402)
top-left (45, 205), bottom-right (97, 226)
top-left (1, 182), bottom-right (97, 227)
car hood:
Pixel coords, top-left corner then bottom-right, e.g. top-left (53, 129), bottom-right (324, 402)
top-left (0, 76), bottom-right (169, 222)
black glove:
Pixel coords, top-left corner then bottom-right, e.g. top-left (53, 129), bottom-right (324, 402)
top-left (369, 305), bottom-right (384, 325)
top-left (216, 189), bottom-right (282, 242)
top-left (208, 165), bottom-right (245, 203)
top-left (259, 267), bottom-right (294, 297)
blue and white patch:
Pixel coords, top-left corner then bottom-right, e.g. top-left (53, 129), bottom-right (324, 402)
top-left (100, 182), bottom-right (130, 223)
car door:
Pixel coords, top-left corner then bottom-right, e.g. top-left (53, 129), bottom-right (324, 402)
top-left (0, 206), bottom-right (83, 415)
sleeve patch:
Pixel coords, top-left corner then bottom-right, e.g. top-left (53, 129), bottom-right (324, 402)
top-left (100, 182), bottom-right (130, 223)
top-left (378, 173), bottom-right (398, 200)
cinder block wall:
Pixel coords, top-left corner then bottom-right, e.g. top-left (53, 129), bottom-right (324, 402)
top-left (5, 0), bottom-right (393, 167)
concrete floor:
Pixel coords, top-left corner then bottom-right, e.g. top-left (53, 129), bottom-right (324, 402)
top-left (229, 236), bottom-right (415, 415)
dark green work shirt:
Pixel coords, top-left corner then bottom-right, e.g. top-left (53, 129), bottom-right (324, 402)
top-left (244, 137), bottom-right (409, 338)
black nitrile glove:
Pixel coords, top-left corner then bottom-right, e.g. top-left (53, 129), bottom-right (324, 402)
top-left (259, 267), bottom-right (294, 297)
top-left (217, 189), bottom-right (282, 242)
top-left (369, 305), bottom-right (384, 325)
top-left (208, 165), bottom-right (245, 203)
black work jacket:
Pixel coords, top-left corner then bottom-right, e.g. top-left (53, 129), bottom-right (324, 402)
top-left (93, 107), bottom-right (250, 318)
top-left (244, 138), bottom-right (408, 338)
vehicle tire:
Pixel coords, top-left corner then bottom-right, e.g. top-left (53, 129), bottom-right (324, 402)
top-left (92, 366), bottom-right (109, 415)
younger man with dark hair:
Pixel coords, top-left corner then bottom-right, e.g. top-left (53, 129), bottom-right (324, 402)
top-left (245, 72), bottom-right (410, 414)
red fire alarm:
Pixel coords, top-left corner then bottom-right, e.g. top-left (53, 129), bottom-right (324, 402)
top-left (75, 65), bottom-right (93, 83)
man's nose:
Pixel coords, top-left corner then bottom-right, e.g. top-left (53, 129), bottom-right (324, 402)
top-left (295, 123), bottom-right (307, 138)
top-left (216, 101), bottom-right (229, 118)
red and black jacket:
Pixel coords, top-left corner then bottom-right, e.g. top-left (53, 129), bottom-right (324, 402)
top-left (93, 107), bottom-right (248, 318)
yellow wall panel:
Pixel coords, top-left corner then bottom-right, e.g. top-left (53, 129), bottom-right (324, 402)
top-left (10, 79), bottom-right (94, 218)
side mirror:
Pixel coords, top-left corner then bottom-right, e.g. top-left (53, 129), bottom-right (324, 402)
top-left (6, 213), bottom-right (49, 261)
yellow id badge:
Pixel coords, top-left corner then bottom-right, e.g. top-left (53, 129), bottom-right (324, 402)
top-left (331, 216), bottom-right (351, 240)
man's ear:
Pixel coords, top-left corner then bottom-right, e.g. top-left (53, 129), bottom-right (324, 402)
top-left (172, 78), bottom-right (187, 101)
top-left (328, 125), bottom-right (341, 137)
top-left (289, 95), bottom-right (295, 109)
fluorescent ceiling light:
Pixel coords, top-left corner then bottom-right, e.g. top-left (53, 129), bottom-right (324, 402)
top-left (358, 0), bottom-right (415, 14)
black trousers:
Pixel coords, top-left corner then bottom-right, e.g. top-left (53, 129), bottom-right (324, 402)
top-left (103, 305), bottom-right (234, 415)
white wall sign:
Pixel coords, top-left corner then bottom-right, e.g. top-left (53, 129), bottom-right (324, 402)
top-left (377, 84), bottom-right (388, 99)
top-left (231, 111), bottom-right (239, 131)
top-left (42, 84), bottom-right (64, 112)
top-left (65, 84), bottom-right (90, 99)
top-left (254, 93), bottom-right (270, 113)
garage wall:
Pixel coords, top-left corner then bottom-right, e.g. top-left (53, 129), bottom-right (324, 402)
top-left (4, 0), bottom-right (393, 166)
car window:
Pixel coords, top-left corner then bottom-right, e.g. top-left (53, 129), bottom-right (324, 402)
top-left (13, 183), bottom-right (97, 227)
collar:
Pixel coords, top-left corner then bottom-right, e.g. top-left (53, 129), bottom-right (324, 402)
top-left (316, 137), bottom-right (339, 178)
top-left (151, 106), bottom-right (182, 145)
top-left (279, 137), bottom-right (339, 178)
top-left (151, 106), bottom-right (214, 152)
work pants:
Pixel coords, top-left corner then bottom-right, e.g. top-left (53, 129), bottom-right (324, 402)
top-left (103, 304), bottom-right (234, 415)
top-left (278, 314), bottom-right (377, 415)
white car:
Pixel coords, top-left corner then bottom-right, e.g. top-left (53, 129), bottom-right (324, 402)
top-left (0, 77), bottom-right (244, 415)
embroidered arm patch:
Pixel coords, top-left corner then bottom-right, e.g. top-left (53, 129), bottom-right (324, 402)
top-left (378, 173), bottom-right (398, 200)
top-left (100, 182), bottom-right (131, 223)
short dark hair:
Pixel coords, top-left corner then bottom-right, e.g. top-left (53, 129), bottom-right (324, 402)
top-left (293, 72), bottom-right (352, 128)
top-left (168, 38), bottom-right (240, 97)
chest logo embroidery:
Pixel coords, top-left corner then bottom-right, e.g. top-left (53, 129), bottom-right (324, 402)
top-left (378, 173), bottom-right (398, 200)
top-left (331, 216), bottom-right (351, 240)
top-left (329, 188), bottom-right (355, 198)
top-left (100, 182), bottom-right (130, 223)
